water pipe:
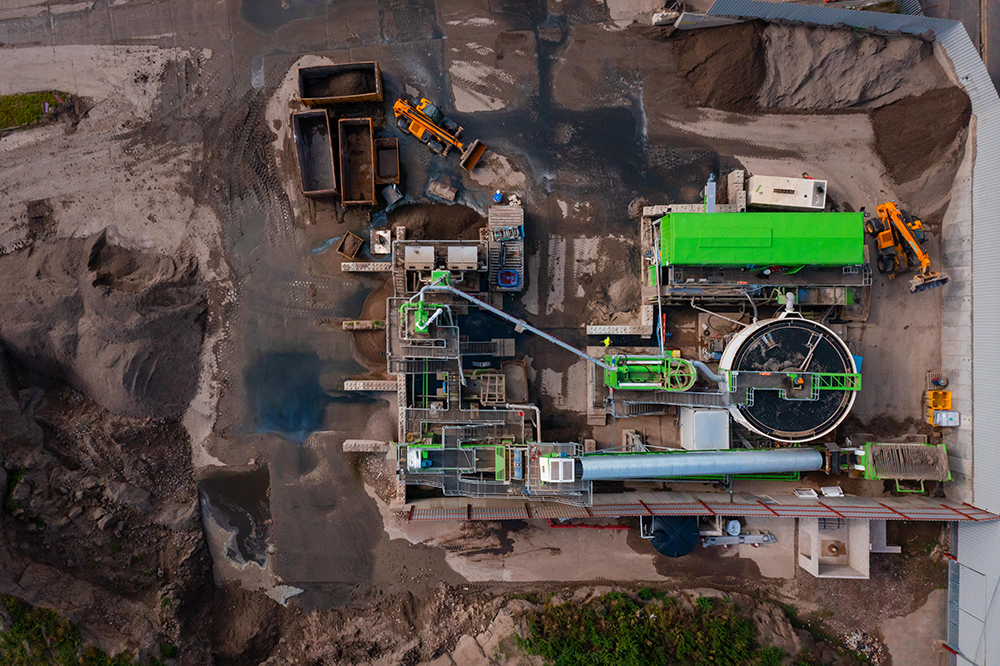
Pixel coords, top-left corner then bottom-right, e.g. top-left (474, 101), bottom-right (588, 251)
top-left (419, 283), bottom-right (615, 371)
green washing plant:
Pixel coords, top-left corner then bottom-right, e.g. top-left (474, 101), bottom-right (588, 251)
top-left (517, 592), bottom-right (790, 666)
top-left (0, 92), bottom-right (66, 131)
top-left (0, 594), bottom-right (156, 666)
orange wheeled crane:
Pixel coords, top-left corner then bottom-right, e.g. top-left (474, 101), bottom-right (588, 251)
top-left (392, 97), bottom-right (487, 171)
top-left (865, 202), bottom-right (949, 293)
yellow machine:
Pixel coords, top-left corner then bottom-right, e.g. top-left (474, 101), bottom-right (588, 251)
top-left (865, 202), bottom-right (950, 293)
top-left (392, 97), bottom-right (487, 171)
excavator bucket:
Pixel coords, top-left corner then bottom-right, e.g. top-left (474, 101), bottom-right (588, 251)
top-left (459, 139), bottom-right (487, 171)
top-left (909, 271), bottom-right (950, 294)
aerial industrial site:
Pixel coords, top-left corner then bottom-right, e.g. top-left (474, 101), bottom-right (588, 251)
top-left (0, 0), bottom-right (998, 664)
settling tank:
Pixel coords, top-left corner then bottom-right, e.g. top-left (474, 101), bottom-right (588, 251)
top-left (718, 313), bottom-right (858, 443)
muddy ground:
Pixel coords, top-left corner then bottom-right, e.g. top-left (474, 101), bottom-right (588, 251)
top-left (0, 0), bottom-right (974, 664)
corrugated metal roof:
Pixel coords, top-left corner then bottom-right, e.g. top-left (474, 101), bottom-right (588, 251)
top-left (707, 0), bottom-right (952, 32)
top-left (405, 493), bottom-right (999, 521)
top-left (896, 0), bottom-right (923, 15)
top-left (487, 205), bottom-right (524, 227)
top-left (955, 522), bottom-right (1000, 664)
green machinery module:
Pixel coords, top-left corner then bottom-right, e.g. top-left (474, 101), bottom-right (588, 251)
top-left (660, 211), bottom-right (864, 267)
top-left (603, 355), bottom-right (697, 391)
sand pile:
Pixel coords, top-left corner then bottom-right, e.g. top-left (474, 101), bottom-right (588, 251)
top-left (302, 69), bottom-right (377, 98)
top-left (673, 23), bottom-right (949, 113)
top-left (870, 86), bottom-right (971, 225)
top-left (0, 231), bottom-right (206, 418)
top-left (387, 202), bottom-right (486, 240)
top-left (672, 22), bottom-right (766, 114)
top-left (871, 87), bottom-right (971, 184)
top-left (758, 24), bottom-right (944, 110)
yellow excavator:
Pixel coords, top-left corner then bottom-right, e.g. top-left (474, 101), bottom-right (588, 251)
top-left (865, 202), bottom-right (949, 293)
top-left (393, 97), bottom-right (487, 171)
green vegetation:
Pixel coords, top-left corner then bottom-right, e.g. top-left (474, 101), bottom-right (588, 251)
top-left (3, 469), bottom-right (24, 513)
top-left (0, 92), bottom-right (66, 131)
top-left (517, 592), bottom-right (788, 666)
top-left (777, 603), bottom-right (870, 666)
top-left (0, 594), bottom-right (158, 666)
top-left (158, 644), bottom-right (178, 659)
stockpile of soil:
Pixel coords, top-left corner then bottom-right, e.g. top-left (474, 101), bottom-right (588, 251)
top-left (758, 24), bottom-right (939, 110)
top-left (0, 231), bottom-right (206, 418)
top-left (0, 354), bottom-right (212, 659)
top-left (672, 22), bottom-right (766, 114)
top-left (387, 202), bottom-right (486, 240)
top-left (870, 86), bottom-right (971, 185)
top-left (340, 120), bottom-right (374, 202)
top-left (301, 68), bottom-right (377, 98)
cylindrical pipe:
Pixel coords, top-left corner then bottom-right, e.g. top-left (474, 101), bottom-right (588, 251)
top-left (576, 447), bottom-right (824, 481)
top-left (422, 284), bottom-right (614, 370)
top-left (690, 360), bottom-right (724, 383)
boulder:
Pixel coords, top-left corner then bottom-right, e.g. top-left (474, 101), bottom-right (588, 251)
top-left (153, 501), bottom-right (199, 531)
top-left (104, 481), bottom-right (152, 514)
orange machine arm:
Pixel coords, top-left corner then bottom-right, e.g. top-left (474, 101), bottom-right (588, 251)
top-left (877, 203), bottom-right (932, 274)
top-left (392, 99), bottom-right (464, 150)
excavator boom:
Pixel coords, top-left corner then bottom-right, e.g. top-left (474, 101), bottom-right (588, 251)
top-left (869, 202), bottom-right (949, 293)
top-left (392, 98), bottom-right (487, 171)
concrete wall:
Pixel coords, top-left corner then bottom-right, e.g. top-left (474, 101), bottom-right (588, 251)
top-left (798, 518), bottom-right (870, 579)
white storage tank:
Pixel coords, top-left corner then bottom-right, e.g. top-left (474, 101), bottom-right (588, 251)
top-left (747, 175), bottom-right (827, 211)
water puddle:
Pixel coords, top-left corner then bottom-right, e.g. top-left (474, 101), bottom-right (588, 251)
top-left (239, 0), bottom-right (328, 34)
top-left (199, 467), bottom-right (272, 567)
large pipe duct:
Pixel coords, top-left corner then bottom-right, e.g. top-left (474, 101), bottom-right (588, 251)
top-left (690, 360), bottom-right (724, 383)
top-left (576, 447), bottom-right (824, 481)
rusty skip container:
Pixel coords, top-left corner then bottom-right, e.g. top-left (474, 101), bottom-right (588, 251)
top-left (292, 110), bottom-right (338, 197)
top-left (338, 117), bottom-right (376, 206)
top-left (298, 62), bottom-right (383, 107)
top-left (374, 137), bottom-right (400, 185)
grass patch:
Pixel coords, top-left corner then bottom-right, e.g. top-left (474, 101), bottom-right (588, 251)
top-left (3, 469), bottom-right (25, 513)
top-left (2, 469), bottom-right (42, 528)
top-left (0, 594), bottom-right (160, 666)
top-left (517, 591), bottom-right (788, 666)
top-left (0, 92), bottom-right (67, 131)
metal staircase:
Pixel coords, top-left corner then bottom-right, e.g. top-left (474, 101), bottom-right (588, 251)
top-left (619, 391), bottom-right (729, 416)
top-left (389, 358), bottom-right (454, 374)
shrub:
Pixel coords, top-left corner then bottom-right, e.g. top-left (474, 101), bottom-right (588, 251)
top-left (0, 594), bottom-right (152, 666)
top-left (517, 591), bottom-right (783, 666)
